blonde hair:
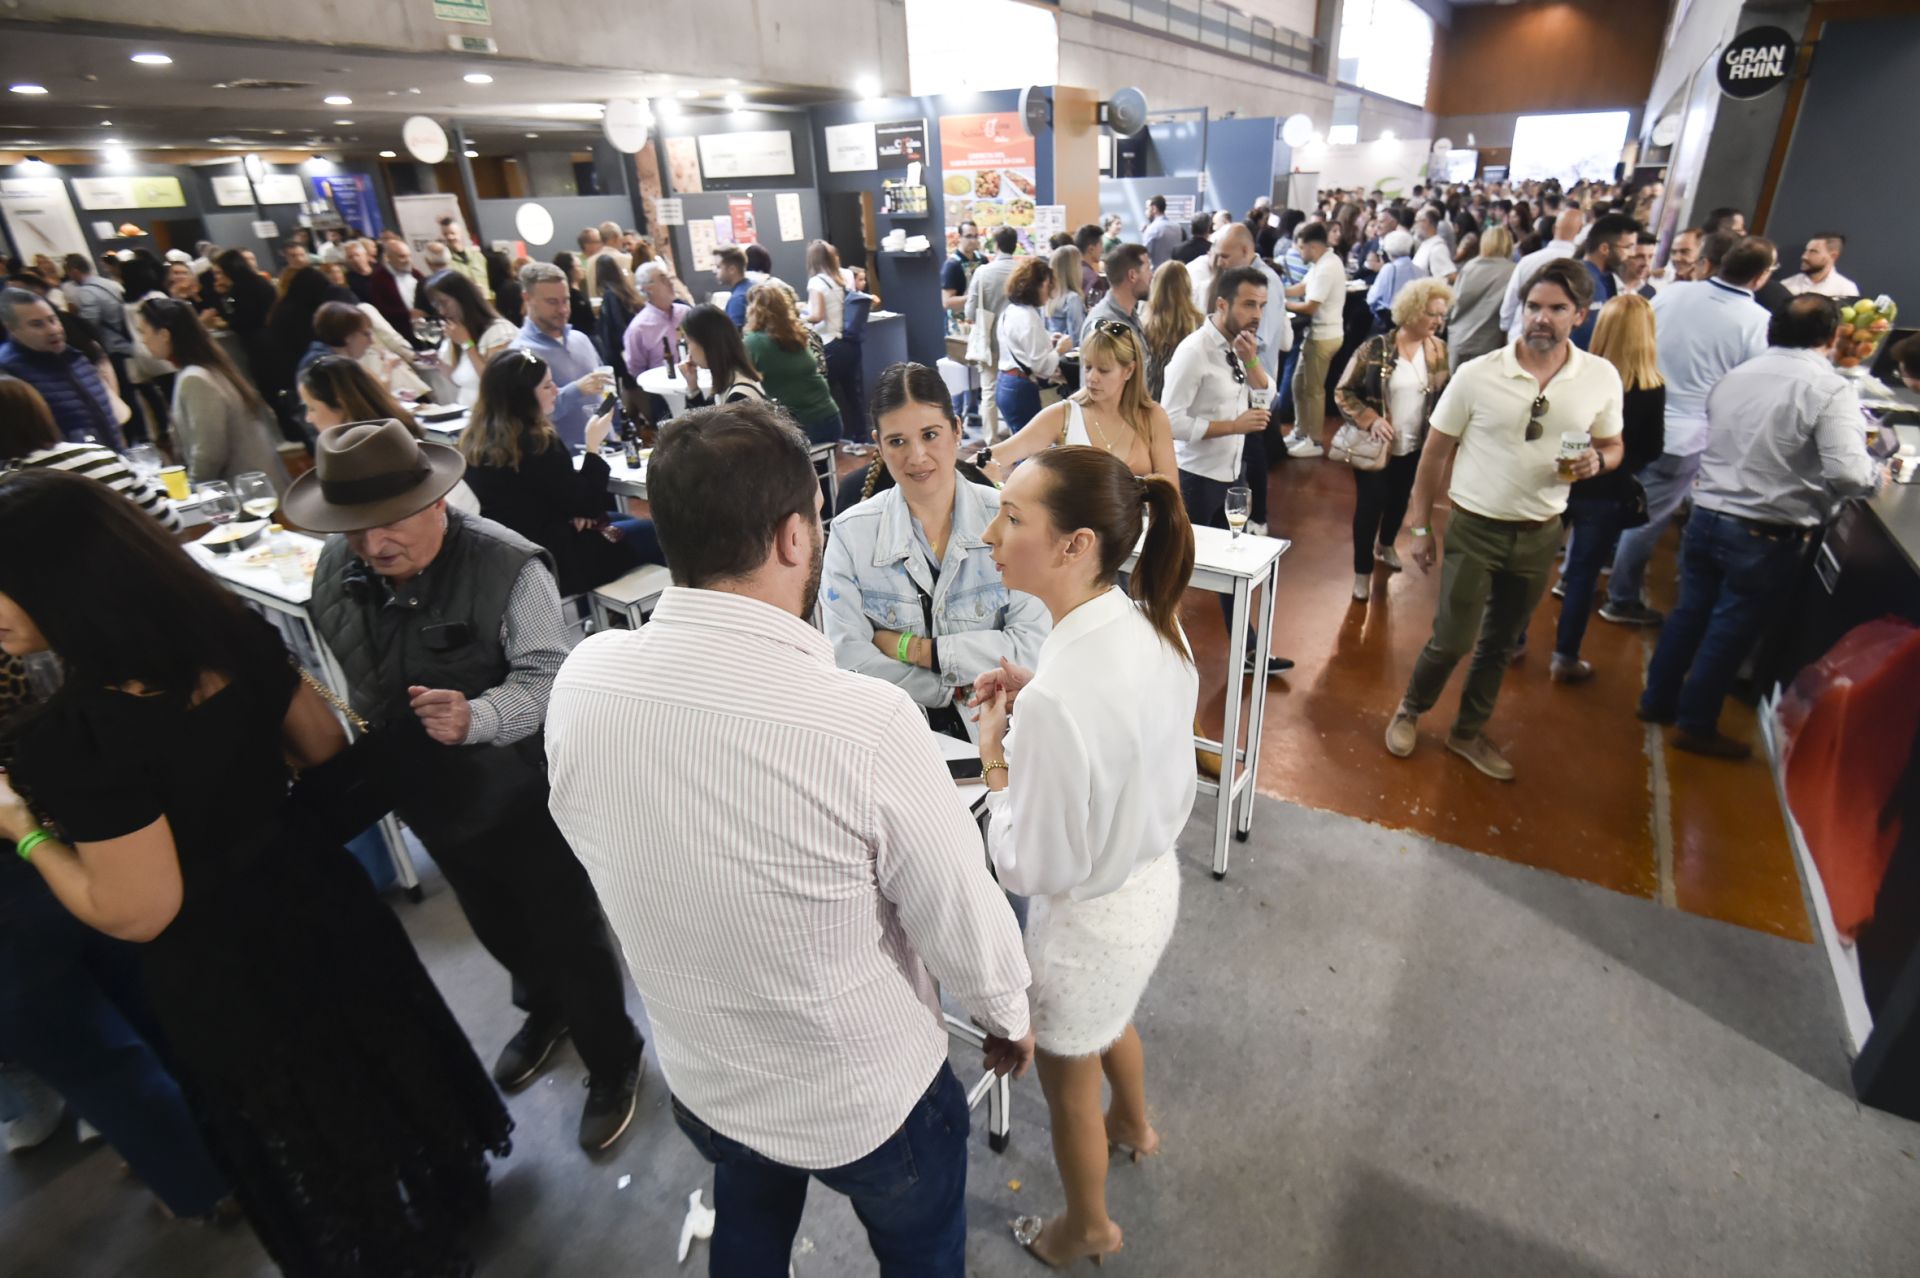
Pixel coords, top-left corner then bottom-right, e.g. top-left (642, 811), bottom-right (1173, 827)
top-left (745, 282), bottom-right (810, 352)
top-left (1143, 260), bottom-right (1204, 366)
top-left (1590, 293), bottom-right (1663, 391)
top-left (1391, 277), bottom-right (1455, 329)
top-left (1073, 322), bottom-right (1155, 456)
top-left (1045, 245), bottom-right (1085, 319)
top-left (1478, 225), bottom-right (1513, 260)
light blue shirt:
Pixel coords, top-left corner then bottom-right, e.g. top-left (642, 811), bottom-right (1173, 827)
top-left (820, 478), bottom-right (1049, 721)
top-left (510, 319), bottom-right (603, 450)
top-left (1697, 347), bottom-right (1879, 526)
top-left (1142, 215), bottom-right (1183, 269)
top-left (1367, 256), bottom-right (1428, 319)
top-left (1649, 279), bottom-right (1771, 457)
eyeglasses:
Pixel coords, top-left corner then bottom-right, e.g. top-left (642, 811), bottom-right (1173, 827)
top-left (1223, 346), bottom-right (1247, 385)
top-left (1524, 393), bottom-right (1549, 442)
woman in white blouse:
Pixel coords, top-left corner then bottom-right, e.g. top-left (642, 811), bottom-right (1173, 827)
top-left (422, 269), bottom-right (517, 408)
top-left (995, 256), bottom-right (1073, 435)
top-left (974, 445), bottom-right (1197, 1268)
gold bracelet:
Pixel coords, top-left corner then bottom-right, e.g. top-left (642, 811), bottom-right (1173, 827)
top-left (982, 759), bottom-right (1008, 783)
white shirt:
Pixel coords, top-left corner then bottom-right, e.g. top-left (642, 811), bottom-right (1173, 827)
top-left (1413, 235), bottom-right (1456, 281)
top-left (1163, 318), bottom-right (1253, 483)
top-left (389, 265), bottom-right (418, 310)
top-left (441, 317), bottom-right (517, 407)
top-left (1386, 351), bottom-right (1429, 456)
top-left (1251, 257), bottom-right (1294, 360)
top-left (1650, 278), bottom-right (1771, 457)
top-left (1185, 256), bottom-right (1214, 313)
top-left (1430, 341), bottom-right (1624, 522)
top-left (986, 587), bottom-right (1198, 900)
top-left (1303, 252), bottom-right (1347, 342)
top-left (997, 303), bottom-right (1061, 378)
top-left (1696, 347), bottom-right (1880, 526)
top-left (807, 270), bottom-right (852, 339)
top-left (1499, 238), bottom-right (1578, 333)
top-left (1781, 270), bottom-right (1860, 298)
top-left (545, 588), bottom-right (1031, 1170)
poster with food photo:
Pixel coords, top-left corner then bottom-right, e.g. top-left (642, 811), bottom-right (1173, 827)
top-left (938, 111), bottom-right (1037, 242)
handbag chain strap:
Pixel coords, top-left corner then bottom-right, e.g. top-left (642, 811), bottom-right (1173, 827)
top-left (294, 663), bottom-right (370, 734)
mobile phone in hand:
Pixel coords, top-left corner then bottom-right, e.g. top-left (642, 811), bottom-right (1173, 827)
top-left (946, 756), bottom-right (984, 783)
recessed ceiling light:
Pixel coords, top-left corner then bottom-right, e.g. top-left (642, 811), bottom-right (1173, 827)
top-left (724, 92), bottom-right (746, 110)
top-left (408, 87), bottom-right (422, 95)
top-left (323, 95), bottom-right (352, 106)
top-left (378, 150), bottom-right (396, 158)
top-left (463, 72), bottom-right (494, 85)
top-left (100, 119), bottom-right (112, 126)
top-left (333, 119), bottom-right (354, 125)
top-left (525, 132), bottom-right (540, 138)
top-left (676, 88), bottom-right (700, 99)
top-left (463, 149), bottom-right (479, 158)
top-left (9, 85), bottom-right (48, 96)
top-left (103, 137), bottom-right (120, 144)
top-left (130, 53), bottom-right (173, 65)
top-left (855, 74), bottom-right (881, 100)
top-left (103, 146), bottom-right (132, 165)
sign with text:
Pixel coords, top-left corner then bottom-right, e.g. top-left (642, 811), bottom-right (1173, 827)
top-left (71, 176), bottom-right (186, 210)
top-left (1717, 26), bottom-right (1795, 99)
top-left (728, 195), bottom-right (758, 246)
top-left (696, 129), bottom-right (796, 180)
top-left (309, 173), bottom-right (383, 236)
top-left (432, 0), bottom-right (491, 24)
top-left (938, 111), bottom-right (1037, 235)
top-left (211, 174), bottom-right (255, 207)
top-left (654, 197), bottom-right (685, 226)
top-left (824, 121), bottom-right (878, 173)
top-left (254, 174), bottom-right (308, 205)
top-left (875, 119), bottom-right (928, 169)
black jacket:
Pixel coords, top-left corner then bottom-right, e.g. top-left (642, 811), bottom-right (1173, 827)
top-left (1570, 383), bottom-right (1665, 506)
top-left (461, 431), bottom-right (629, 596)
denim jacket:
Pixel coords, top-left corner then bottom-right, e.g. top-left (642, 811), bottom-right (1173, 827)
top-left (821, 479), bottom-right (1050, 716)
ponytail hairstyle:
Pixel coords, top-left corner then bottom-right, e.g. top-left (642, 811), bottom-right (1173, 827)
top-left (1026, 445), bottom-right (1194, 662)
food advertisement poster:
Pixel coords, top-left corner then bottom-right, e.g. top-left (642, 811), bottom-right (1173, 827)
top-left (875, 119), bottom-right (929, 170)
top-left (728, 195), bottom-right (758, 246)
top-left (938, 111), bottom-right (1037, 238)
top-left (665, 136), bottom-right (703, 194)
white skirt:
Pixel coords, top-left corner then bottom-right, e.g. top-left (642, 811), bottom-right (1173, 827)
top-left (1025, 852), bottom-right (1180, 1057)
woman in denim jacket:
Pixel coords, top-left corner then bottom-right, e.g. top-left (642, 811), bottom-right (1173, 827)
top-left (822, 363), bottom-right (1050, 740)
top-left (1333, 277), bottom-right (1454, 602)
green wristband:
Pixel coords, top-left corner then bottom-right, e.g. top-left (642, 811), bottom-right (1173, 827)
top-left (16, 829), bottom-right (52, 862)
top-left (896, 632), bottom-right (914, 663)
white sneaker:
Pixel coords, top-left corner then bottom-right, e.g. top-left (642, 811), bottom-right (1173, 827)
top-left (1247, 520), bottom-right (1269, 537)
top-left (1374, 543), bottom-right (1402, 572)
top-left (3, 1070), bottom-right (63, 1154)
top-left (1352, 573), bottom-right (1371, 601)
top-left (1285, 434), bottom-right (1324, 458)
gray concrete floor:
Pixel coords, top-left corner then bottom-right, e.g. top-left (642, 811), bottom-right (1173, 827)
top-left (3, 799), bottom-right (1917, 1276)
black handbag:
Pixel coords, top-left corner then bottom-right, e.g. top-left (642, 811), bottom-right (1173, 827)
top-left (1619, 475), bottom-right (1652, 529)
top-left (286, 668), bottom-right (397, 842)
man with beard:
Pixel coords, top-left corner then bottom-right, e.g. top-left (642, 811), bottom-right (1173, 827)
top-left (1385, 258), bottom-right (1625, 780)
top-left (1570, 212), bottom-right (1641, 349)
top-left (544, 400), bottom-right (1033, 1276)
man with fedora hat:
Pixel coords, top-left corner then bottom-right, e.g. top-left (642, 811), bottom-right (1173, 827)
top-left (286, 419), bottom-right (645, 1152)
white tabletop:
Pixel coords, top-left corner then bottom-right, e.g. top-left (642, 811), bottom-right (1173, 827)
top-left (1123, 523), bottom-right (1289, 584)
top-left (637, 365), bottom-right (711, 398)
top-left (187, 529), bottom-right (327, 606)
top-left (418, 409), bottom-right (469, 443)
top-left (575, 449), bottom-right (649, 498)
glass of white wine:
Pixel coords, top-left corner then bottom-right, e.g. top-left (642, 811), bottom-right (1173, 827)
top-left (1225, 485), bottom-right (1252, 540)
top-left (196, 480), bottom-right (239, 527)
top-left (235, 471), bottom-right (278, 521)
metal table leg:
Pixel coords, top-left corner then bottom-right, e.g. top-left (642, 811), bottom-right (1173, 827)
top-left (1214, 578), bottom-right (1250, 879)
top-left (1236, 558), bottom-right (1279, 842)
top-left (944, 1012), bottom-right (1012, 1153)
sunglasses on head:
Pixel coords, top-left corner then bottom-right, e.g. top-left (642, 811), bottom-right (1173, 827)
top-left (1524, 394), bottom-right (1549, 442)
top-left (1093, 320), bottom-right (1133, 341)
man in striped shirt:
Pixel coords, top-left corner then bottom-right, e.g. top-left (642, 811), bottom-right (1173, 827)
top-left (547, 401), bottom-right (1033, 1276)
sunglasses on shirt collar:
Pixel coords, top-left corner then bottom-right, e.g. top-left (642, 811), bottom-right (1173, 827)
top-left (1223, 345), bottom-right (1247, 385)
top-left (1525, 393), bottom-right (1549, 442)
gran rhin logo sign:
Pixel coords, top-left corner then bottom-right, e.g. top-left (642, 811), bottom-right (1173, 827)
top-left (1717, 26), bottom-right (1797, 99)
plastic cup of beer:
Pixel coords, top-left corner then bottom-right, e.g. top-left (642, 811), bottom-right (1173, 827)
top-left (1557, 431), bottom-right (1590, 481)
top-left (1249, 385), bottom-right (1274, 412)
top-left (158, 465), bottom-right (191, 501)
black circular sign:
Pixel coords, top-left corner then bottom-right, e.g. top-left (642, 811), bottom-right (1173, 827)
top-left (1717, 26), bottom-right (1797, 99)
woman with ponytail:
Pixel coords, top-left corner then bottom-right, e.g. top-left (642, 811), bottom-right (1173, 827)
top-left (972, 445), bottom-right (1197, 1268)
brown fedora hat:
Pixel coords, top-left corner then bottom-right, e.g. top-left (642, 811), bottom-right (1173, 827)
top-left (281, 419), bottom-right (467, 533)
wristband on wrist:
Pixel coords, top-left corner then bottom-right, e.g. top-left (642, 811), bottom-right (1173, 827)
top-left (896, 632), bottom-right (915, 663)
top-left (16, 829), bottom-right (53, 862)
top-left (1410, 526), bottom-right (1431, 537)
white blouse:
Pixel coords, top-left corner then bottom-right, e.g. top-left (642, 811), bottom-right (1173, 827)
top-left (442, 317), bottom-right (518, 408)
top-left (986, 587), bottom-right (1199, 901)
top-left (996, 304), bottom-right (1061, 379)
top-left (1385, 347), bottom-right (1429, 456)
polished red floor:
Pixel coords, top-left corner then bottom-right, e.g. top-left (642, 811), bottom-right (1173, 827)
top-left (1183, 451), bottom-right (1811, 943)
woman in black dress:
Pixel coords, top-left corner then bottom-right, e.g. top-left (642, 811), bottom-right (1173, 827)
top-left (0, 469), bottom-right (511, 1277)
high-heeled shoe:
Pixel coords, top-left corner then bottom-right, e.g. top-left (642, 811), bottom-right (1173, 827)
top-left (1011, 1216), bottom-right (1125, 1268)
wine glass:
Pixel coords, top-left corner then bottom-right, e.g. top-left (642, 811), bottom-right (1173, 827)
top-left (235, 471), bottom-right (278, 521)
top-left (125, 443), bottom-right (162, 479)
top-left (196, 480), bottom-right (239, 526)
top-left (1225, 486), bottom-right (1252, 540)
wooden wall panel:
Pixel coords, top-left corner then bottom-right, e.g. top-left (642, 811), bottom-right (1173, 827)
top-left (1429, 0), bottom-right (1671, 118)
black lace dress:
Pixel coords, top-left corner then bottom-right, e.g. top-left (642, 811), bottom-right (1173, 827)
top-left (8, 652), bottom-right (512, 1277)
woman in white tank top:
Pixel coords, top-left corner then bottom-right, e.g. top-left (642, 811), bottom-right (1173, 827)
top-left (983, 321), bottom-right (1177, 483)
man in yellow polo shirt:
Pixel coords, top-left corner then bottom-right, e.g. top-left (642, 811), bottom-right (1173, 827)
top-left (1385, 258), bottom-right (1626, 780)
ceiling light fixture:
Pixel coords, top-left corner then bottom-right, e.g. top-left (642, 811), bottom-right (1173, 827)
top-left (463, 149), bottom-right (479, 158)
top-left (855, 74), bottom-right (881, 100)
top-left (100, 119), bottom-right (112, 126)
top-left (130, 53), bottom-right (173, 65)
top-left (463, 72), bottom-right (494, 85)
top-left (724, 92), bottom-right (746, 110)
top-left (103, 146), bottom-right (132, 166)
top-left (378, 149), bottom-right (396, 157)
top-left (9, 84), bottom-right (48, 96)
top-left (323, 94), bottom-right (352, 106)
top-left (525, 131), bottom-right (541, 138)
top-left (676, 88), bottom-right (700, 99)
top-left (333, 119), bottom-right (354, 125)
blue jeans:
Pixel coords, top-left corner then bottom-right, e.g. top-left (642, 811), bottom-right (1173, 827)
top-left (1640, 508), bottom-right (1806, 736)
top-left (954, 383), bottom-right (982, 438)
top-left (610, 516), bottom-right (667, 567)
top-left (672, 1064), bottom-right (971, 1278)
top-left (0, 868), bottom-right (228, 1216)
top-left (824, 339), bottom-right (870, 444)
top-left (994, 372), bottom-right (1042, 434)
top-left (1606, 451), bottom-right (1702, 607)
top-left (1554, 495), bottom-right (1625, 660)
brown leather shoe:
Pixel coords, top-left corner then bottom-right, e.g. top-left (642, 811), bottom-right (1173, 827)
top-left (1446, 733), bottom-right (1516, 780)
top-left (1672, 730), bottom-right (1752, 760)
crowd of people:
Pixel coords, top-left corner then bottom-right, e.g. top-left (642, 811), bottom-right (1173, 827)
top-left (0, 171), bottom-right (1909, 1278)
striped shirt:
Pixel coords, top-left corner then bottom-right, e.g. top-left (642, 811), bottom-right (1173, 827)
top-left (545, 586), bottom-right (1031, 1169)
top-left (22, 442), bottom-right (181, 531)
